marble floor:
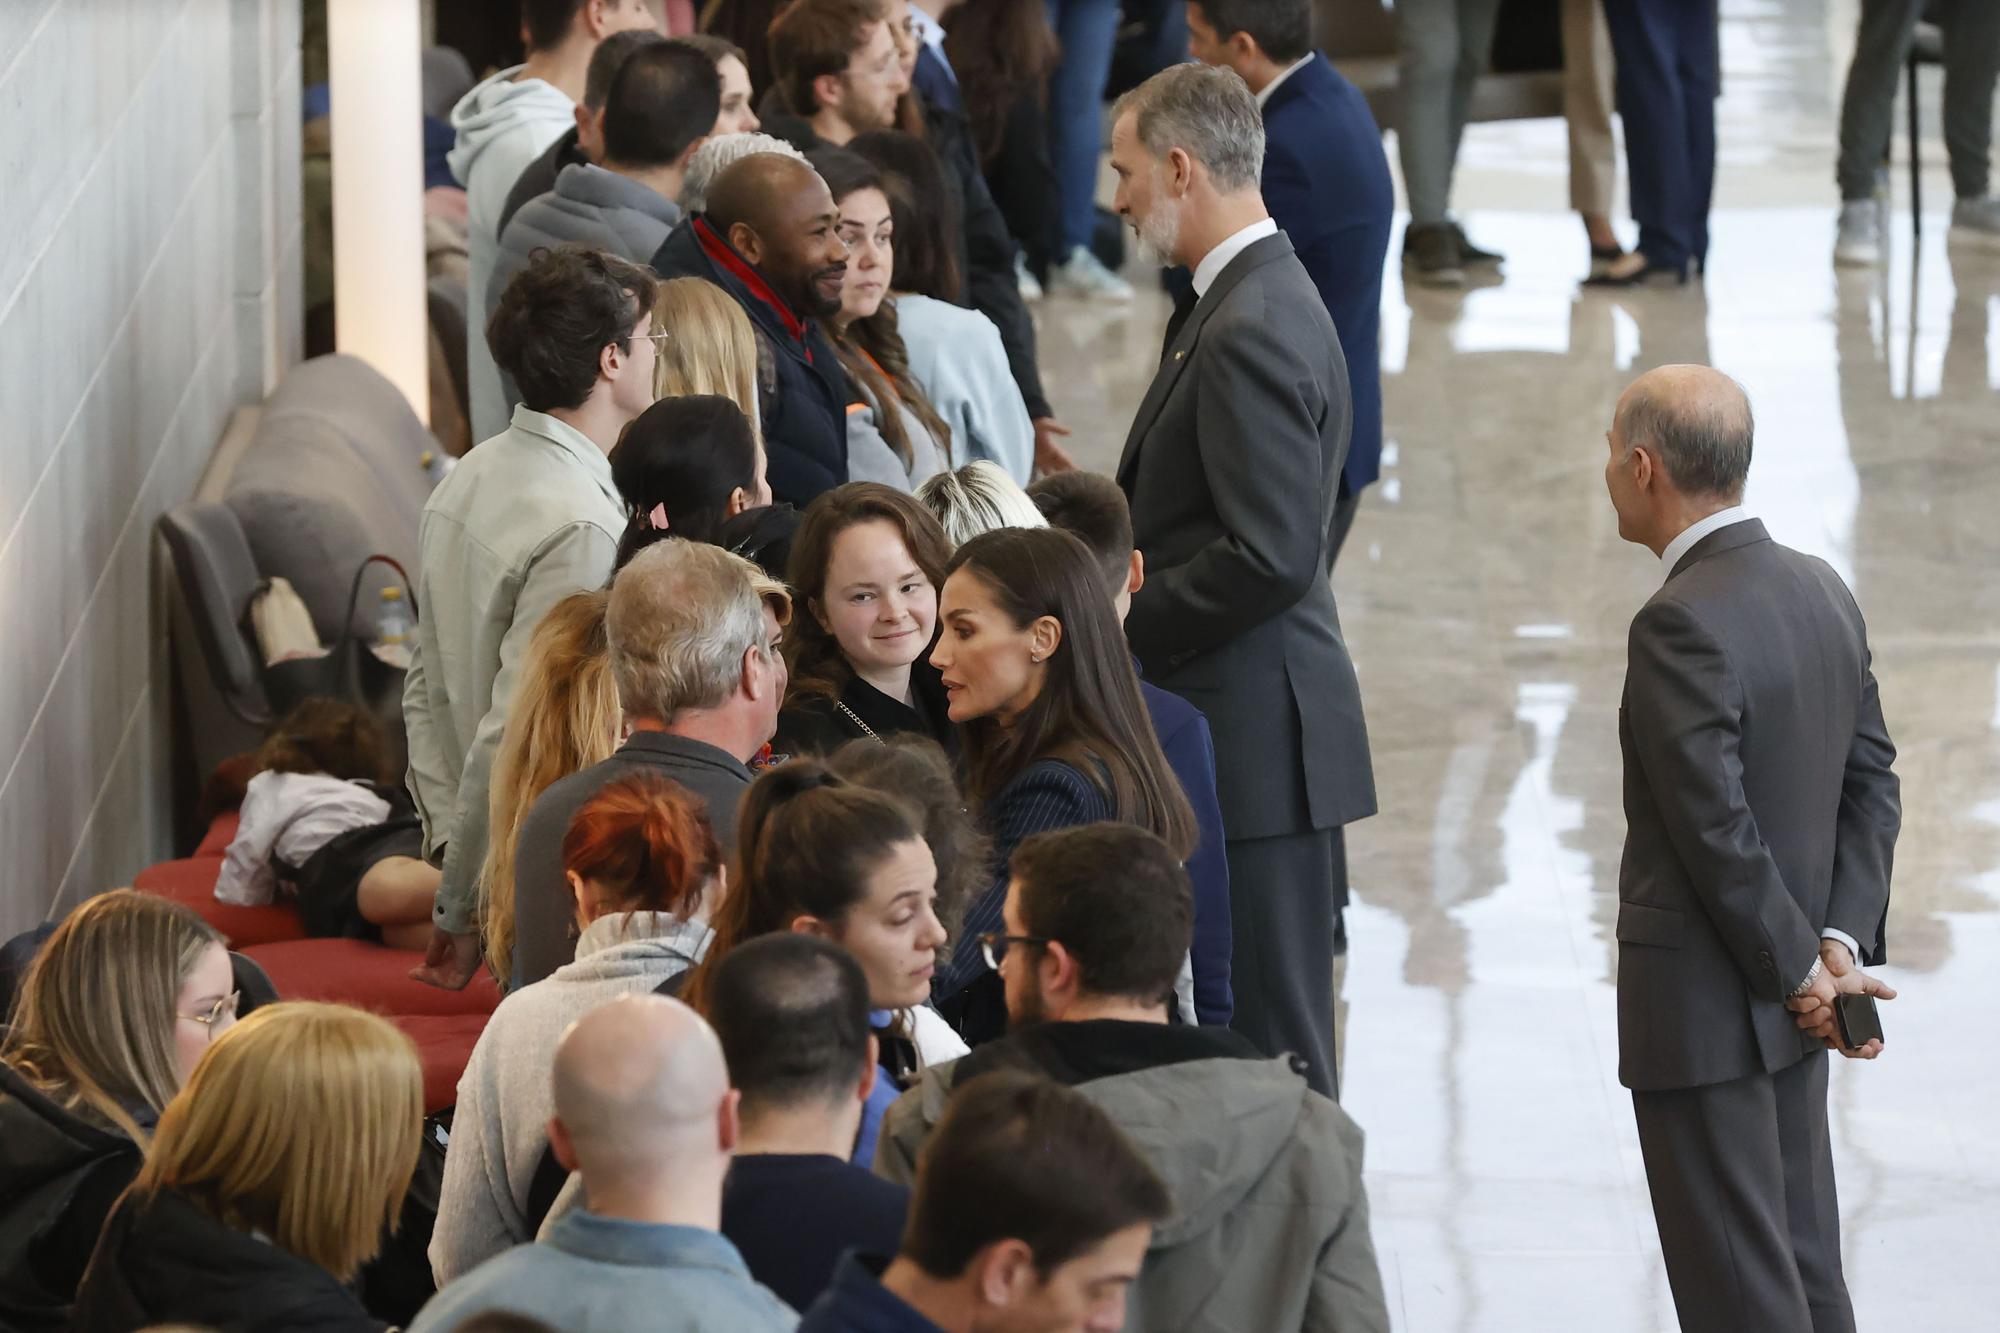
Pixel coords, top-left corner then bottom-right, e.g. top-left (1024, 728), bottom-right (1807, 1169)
top-left (1032, 2), bottom-right (2000, 1328)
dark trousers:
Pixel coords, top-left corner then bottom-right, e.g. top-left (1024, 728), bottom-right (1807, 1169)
top-left (1836, 0), bottom-right (2000, 201)
top-left (1225, 826), bottom-right (1346, 1099)
top-left (1601, 0), bottom-right (1720, 269)
top-left (1633, 1051), bottom-right (1854, 1333)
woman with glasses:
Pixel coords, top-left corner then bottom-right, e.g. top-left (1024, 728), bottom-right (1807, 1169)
top-left (927, 526), bottom-right (1196, 1045)
top-left (0, 890), bottom-right (236, 1328)
top-left (73, 1002), bottom-right (422, 1332)
top-left (678, 760), bottom-right (965, 1167)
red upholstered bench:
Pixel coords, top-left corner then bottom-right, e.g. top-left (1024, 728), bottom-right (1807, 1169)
top-left (391, 1013), bottom-right (492, 1113)
top-left (240, 938), bottom-right (500, 1018)
top-left (134, 810), bottom-right (498, 1113)
top-left (131, 856), bottom-right (308, 948)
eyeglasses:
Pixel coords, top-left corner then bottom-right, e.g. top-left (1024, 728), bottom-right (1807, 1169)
top-left (181, 991), bottom-right (240, 1031)
top-left (636, 330), bottom-right (672, 347)
top-left (979, 933), bottom-right (1046, 972)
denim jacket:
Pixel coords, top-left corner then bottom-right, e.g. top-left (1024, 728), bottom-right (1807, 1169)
top-left (402, 406), bottom-right (624, 934)
top-left (409, 1210), bottom-right (796, 1332)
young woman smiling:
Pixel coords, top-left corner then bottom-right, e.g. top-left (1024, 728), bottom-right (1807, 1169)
top-left (928, 526), bottom-right (1197, 1044)
top-left (775, 482), bottom-right (959, 757)
top-left (680, 761), bottom-right (966, 1165)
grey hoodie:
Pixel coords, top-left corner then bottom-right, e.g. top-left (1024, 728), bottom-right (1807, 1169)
top-left (879, 1043), bottom-right (1390, 1333)
top-left (448, 66), bottom-right (577, 442)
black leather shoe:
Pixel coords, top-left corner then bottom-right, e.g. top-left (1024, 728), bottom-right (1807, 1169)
top-left (1583, 252), bottom-right (1690, 287)
top-left (1450, 222), bottom-right (1504, 266)
top-left (1403, 223), bottom-right (1465, 288)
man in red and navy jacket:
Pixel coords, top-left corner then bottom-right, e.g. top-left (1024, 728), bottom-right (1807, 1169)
top-left (652, 152), bottom-right (858, 507)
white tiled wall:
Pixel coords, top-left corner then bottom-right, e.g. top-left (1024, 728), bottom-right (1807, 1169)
top-left (0, 0), bottom-right (300, 935)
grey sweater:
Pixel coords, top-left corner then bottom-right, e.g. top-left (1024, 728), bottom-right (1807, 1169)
top-left (429, 911), bottom-right (712, 1286)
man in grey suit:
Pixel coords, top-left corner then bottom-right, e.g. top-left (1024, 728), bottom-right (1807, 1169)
top-left (1109, 63), bottom-right (1375, 1100)
top-left (1606, 364), bottom-right (1901, 1333)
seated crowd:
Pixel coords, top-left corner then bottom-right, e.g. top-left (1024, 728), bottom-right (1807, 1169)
top-left (0, 4), bottom-right (1394, 1330)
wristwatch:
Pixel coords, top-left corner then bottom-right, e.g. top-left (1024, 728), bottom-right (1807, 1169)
top-left (1787, 957), bottom-right (1823, 999)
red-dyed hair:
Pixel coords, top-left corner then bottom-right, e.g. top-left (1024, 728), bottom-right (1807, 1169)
top-left (560, 772), bottom-right (722, 920)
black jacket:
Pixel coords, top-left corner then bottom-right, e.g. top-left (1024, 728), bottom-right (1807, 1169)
top-left (651, 216), bottom-right (854, 507)
top-left (73, 1186), bottom-right (386, 1333)
top-left (0, 1064), bottom-right (142, 1331)
top-left (758, 100), bottom-right (1050, 421)
top-left (774, 664), bottom-right (958, 759)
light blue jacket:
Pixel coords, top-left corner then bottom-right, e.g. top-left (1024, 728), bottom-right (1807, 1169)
top-left (894, 295), bottom-right (1033, 483)
top-left (402, 406), bottom-right (624, 933)
top-left (409, 1210), bottom-right (797, 1332)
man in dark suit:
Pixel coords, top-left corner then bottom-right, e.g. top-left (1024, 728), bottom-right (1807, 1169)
top-left (1185, 0), bottom-right (1394, 561)
top-left (1594, 0), bottom-right (1719, 284)
top-left (1109, 63), bottom-right (1375, 1099)
top-left (1606, 364), bottom-right (1901, 1332)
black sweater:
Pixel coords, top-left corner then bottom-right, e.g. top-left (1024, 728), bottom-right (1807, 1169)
top-left (74, 1186), bottom-right (386, 1333)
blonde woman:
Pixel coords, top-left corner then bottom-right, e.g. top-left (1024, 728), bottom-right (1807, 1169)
top-left (651, 275), bottom-right (763, 444)
top-left (480, 589), bottom-right (623, 990)
top-left (0, 891), bottom-right (234, 1326)
top-left (72, 1002), bottom-right (422, 1332)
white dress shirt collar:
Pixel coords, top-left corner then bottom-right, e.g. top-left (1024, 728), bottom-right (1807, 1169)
top-left (1192, 217), bottom-right (1279, 297)
top-left (908, 7), bottom-right (949, 62)
top-left (1255, 54), bottom-right (1315, 109)
top-left (1660, 505), bottom-right (1751, 577)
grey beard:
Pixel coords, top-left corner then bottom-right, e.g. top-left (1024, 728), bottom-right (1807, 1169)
top-left (1133, 198), bottom-right (1181, 268)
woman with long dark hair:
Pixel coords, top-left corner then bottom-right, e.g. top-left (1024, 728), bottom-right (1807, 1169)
top-left (679, 760), bottom-right (963, 1164)
top-left (927, 525), bottom-right (1196, 1041)
top-left (942, 0), bottom-right (1062, 280)
top-left (807, 147), bottom-right (953, 491)
top-left (776, 483), bottom-right (958, 756)
top-left (849, 131), bottom-right (1036, 482)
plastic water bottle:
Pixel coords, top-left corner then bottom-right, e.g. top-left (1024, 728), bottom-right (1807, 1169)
top-left (374, 586), bottom-right (414, 670)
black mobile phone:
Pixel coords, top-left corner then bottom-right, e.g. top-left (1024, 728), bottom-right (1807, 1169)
top-left (1835, 993), bottom-right (1885, 1049)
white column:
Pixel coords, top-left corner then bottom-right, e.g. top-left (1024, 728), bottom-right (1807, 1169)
top-left (327, 0), bottom-right (430, 424)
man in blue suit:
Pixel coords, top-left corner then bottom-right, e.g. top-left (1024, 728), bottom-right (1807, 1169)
top-left (1187, 0), bottom-right (1394, 561)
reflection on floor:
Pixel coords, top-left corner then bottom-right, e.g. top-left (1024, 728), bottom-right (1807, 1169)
top-left (1031, 2), bottom-right (2000, 1328)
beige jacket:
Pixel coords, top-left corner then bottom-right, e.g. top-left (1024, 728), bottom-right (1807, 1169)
top-left (402, 406), bottom-right (624, 933)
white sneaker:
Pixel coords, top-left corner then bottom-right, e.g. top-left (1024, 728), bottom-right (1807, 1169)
top-left (1949, 196), bottom-right (2000, 250)
top-left (1015, 251), bottom-right (1043, 301)
top-left (1833, 200), bottom-right (1882, 267)
top-left (1050, 246), bottom-right (1134, 301)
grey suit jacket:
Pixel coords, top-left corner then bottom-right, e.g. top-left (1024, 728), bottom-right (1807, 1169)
top-left (1118, 231), bottom-right (1376, 840)
top-left (1617, 519), bottom-right (1899, 1092)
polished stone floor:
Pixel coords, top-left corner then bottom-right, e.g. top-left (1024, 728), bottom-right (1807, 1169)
top-left (1032, 2), bottom-right (2000, 1328)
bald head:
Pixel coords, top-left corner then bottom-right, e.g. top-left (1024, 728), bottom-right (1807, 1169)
top-left (706, 152), bottom-right (828, 235)
top-left (1613, 364), bottom-right (1754, 500)
top-left (702, 153), bottom-right (846, 319)
top-left (552, 994), bottom-right (731, 1178)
